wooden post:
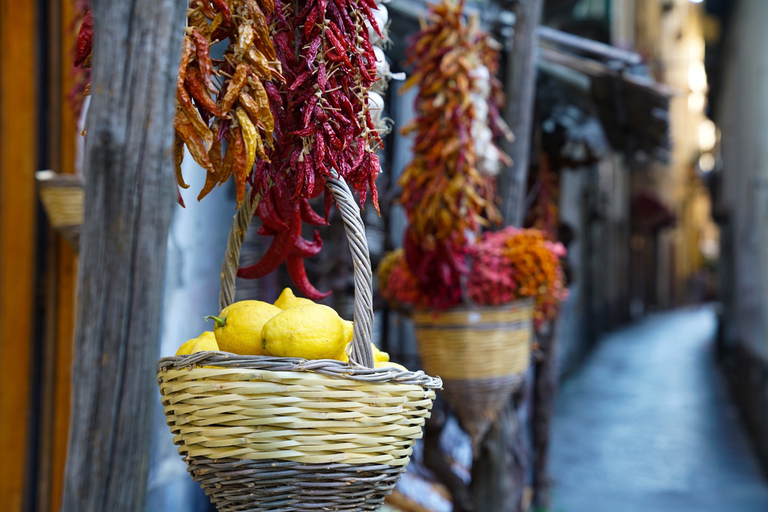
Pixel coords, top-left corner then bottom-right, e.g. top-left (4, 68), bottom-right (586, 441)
top-left (531, 323), bottom-right (557, 510)
top-left (501, 0), bottom-right (544, 227)
top-left (471, 398), bottom-right (529, 511)
top-left (60, 0), bottom-right (185, 510)
top-left (472, 0), bottom-right (543, 509)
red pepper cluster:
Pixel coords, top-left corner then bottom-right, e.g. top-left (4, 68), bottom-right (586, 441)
top-left (69, 1), bottom-right (92, 119)
top-left (74, 5), bottom-right (92, 69)
top-left (249, 0), bottom-right (383, 208)
top-left (466, 227), bottom-right (568, 328)
top-left (238, 0), bottom-right (385, 299)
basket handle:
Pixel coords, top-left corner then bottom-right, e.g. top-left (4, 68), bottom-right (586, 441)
top-left (218, 173), bottom-right (375, 369)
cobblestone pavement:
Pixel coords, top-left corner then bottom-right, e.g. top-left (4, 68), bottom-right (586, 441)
top-left (549, 307), bottom-right (768, 512)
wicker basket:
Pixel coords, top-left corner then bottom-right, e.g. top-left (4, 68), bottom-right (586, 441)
top-left (35, 170), bottom-right (83, 252)
top-left (158, 174), bottom-right (442, 511)
top-left (413, 301), bottom-right (534, 449)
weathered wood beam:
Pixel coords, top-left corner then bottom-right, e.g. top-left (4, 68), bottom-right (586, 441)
top-left (538, 47), bottom-right (676, 98)
top-left (537, 25), bottom-right (642, 65)
top-left (471, 398), bottom-right (528, 511)
top-left (60, 0), bottom-right (186, 510)
top-left (474, 0), bottom-right (544, 509)
top-left (532, 323), bottom-right (558, 510)
top-left (501, 0), bottom-right (544, 228)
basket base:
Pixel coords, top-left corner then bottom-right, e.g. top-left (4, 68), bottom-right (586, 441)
top-left (442, 374), bottom-right (525, 451)
top-left (187, 457), bottom-right (405, 511)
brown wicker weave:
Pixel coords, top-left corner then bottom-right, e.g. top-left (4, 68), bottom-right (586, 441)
top-left (413, 301), bottom-right (534, 449)
top-left (157, 174), bottom-right (441, 511)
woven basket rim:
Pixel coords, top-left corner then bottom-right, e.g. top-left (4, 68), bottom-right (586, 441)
top-left (412, 298), bottom-right (535, 316)
top-left (158, 352), bottom-right (442, 389)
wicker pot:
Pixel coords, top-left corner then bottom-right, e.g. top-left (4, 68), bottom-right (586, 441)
top-left (157, 175), bottom-right (441, 512)
top-left (36, 171), bottom-right (83, 252)
top-left (413, 301), bottom-right (534, 449)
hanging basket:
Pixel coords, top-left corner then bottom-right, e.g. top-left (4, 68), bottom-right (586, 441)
top-left (35, 170), bottom-right (83, 252)
top-left (157, 174), bottom-right (442, 512)
top-left (413, 300), bottom-right (534, 449)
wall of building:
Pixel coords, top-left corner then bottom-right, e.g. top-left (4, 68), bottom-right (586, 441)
top-left (712, 0), bottom-right (768, 472)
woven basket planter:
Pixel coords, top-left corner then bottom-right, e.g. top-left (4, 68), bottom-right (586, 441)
top-left (35, 170), bottom-right (83, 252)
top-left (158, 175), bottom-right (441, 511)
top-left (413, 301), bottom-right (534, 449)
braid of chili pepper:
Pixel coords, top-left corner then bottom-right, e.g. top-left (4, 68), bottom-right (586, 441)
top-left (379, 0), bottom-right (509, 310)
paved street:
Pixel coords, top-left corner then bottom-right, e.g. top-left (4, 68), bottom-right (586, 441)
top-left (550, 307), bottom-right (768, 512)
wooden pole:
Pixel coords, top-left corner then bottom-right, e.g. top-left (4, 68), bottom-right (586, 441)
top-left (60, 0), bottom-right (185, 510)
top-left (502, 0), bottom-right (544, 227)
top-left (531, 323), bottom-right (558, 509)
top-left (471, 398), bottom-right (529, 511)
top-left (472, 0), bottom-right (543, 509)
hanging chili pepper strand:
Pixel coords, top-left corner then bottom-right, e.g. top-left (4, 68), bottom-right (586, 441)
top-left (74, 0), bottom-right (282, 206)
top-left (237, 0), bottom-right (387, 299)
top-left (385, 0), bottom-right (510, 309)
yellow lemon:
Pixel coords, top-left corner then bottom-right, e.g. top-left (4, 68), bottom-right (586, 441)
top-left (175, 331), bottom-right (219, 355)
top-left (375, 361), bottom-right (408, 371)
top-left (372, 344), bottom-right (389, 363)
top-left (206, 300), bottom-right (281, 355)
top-left (262, 304), bottom-right (349, 359)
top-left (333, 339), bottom-right (389, 364)
top-left (274, 288), bottom-right (316, 310)
top-left (334, 345), bottom-right (350, 363)
top-left (191, 331), bottom-right (219, 353)
top-left (175, 338), bottom-right (198, 356)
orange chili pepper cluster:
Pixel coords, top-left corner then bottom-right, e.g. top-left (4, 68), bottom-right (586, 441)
top-left (399, 0), bottom-right (502, 243)
top-left (466, 227), bottom-right (568, 328)
top-left (382, 0), bottom-right (507, 309)
top-left (176, 0), bottom-right (282, 207)
top-left (75, 0), bottom-right (281, 207)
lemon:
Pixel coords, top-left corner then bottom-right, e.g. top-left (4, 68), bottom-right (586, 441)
top-left (191, 331), bottom-right (219, 353)
top-left (334, 345), bottom-right (350, 363)
top-left (206, 300), bottom-right (281, 355)
top-left (262, 304), bottom-right (349, 359)
top-left (375, 361), bottom-right (408, 371)
top-left (175, 338), bottom-right (198, 356)
top-left (333, 340), bottom-right (389, 364)
top-left (175, 331), bottom-right (219, 355)
top-left (274, 288), bottom-right (316, 310)
top-left (372, 344), bottom-right (390, 363)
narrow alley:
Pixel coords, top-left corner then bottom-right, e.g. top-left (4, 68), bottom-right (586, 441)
top-left (550, 307), bottom-right (768, 512)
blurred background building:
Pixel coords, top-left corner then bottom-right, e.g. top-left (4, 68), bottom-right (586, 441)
top-left (2, 0), bottom-right (768, 511)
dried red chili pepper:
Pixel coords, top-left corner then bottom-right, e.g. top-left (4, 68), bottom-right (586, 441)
top-left (185, 66), bottom-right (223, 117)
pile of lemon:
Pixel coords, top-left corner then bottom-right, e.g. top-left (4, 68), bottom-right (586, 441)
top-left (175, 288), bottom-right (405, 370)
